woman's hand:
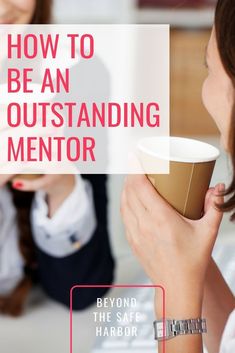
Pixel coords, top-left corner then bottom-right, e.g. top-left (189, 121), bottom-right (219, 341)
top-left (121, 175), bottom-right (224, 318)
top-left (12, 174), bottom-right (76, 217)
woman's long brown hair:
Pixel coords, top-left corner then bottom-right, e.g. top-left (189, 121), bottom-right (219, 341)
top-left (215, 0), bottom-right (235, 220)
top-left (0, 0), bottom-right (53, 317)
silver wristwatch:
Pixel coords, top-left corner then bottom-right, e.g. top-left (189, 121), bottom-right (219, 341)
top-left (153, 318), bottom-right (207, 341)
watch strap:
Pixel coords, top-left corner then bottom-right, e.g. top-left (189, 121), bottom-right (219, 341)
top-left (154, 318), bottom-right (207, 341)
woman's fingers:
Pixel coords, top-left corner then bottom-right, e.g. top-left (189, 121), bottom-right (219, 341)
top-left (204, 187), bottom-right (215, 214)
top-left (125, 174), bottom-right (174, 217)
top-left (121, 191), bottom-right (148, 259)
top-left (121, 189), bottom-right (139, 240)
top-left (201, 183), bottom-right (224, 236)
top-left (123, 178), bottom-right (147, 223)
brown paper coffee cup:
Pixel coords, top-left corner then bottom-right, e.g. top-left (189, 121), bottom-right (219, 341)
top-left (138, 137), bottom-right (220, 220)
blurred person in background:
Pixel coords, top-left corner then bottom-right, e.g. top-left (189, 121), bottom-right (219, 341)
top-left (0, 0), bottom-right (114, 317)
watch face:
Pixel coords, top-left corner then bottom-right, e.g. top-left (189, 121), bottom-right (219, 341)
top-left (157, 322), bottom-right (164, 338)
top-left (154, 320), bottom-right (174, 340)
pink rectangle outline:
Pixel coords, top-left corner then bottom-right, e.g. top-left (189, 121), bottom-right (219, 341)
top-left (70, 284), bottom-right (166, 353)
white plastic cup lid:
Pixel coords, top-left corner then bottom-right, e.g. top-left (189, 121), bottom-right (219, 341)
top-left (138, 136), bottom-right (220, 163)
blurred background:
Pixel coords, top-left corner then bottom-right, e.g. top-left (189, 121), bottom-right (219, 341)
top-left (2, 1), bottom-right (234, 353)
top-left (53, 0), bottom-right (218, 137)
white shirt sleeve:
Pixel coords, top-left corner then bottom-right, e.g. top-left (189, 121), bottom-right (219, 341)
top-left (31, 175), bottom-right (97, 258)
top-left (219, 309), bottom-right (235, 353)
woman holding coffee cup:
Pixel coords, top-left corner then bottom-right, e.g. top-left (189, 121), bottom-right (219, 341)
top-left (0, 0), bottom-right (114, 316)
top-left (121, 1), bottom-right (235, 352)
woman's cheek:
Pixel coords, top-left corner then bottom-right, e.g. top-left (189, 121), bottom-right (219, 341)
top-left (202, 77), bottom-right (220, 126)
top-left (202, 77), bottom-right (215, 118)
top-left (202, 76), bottom-right (231, 150)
